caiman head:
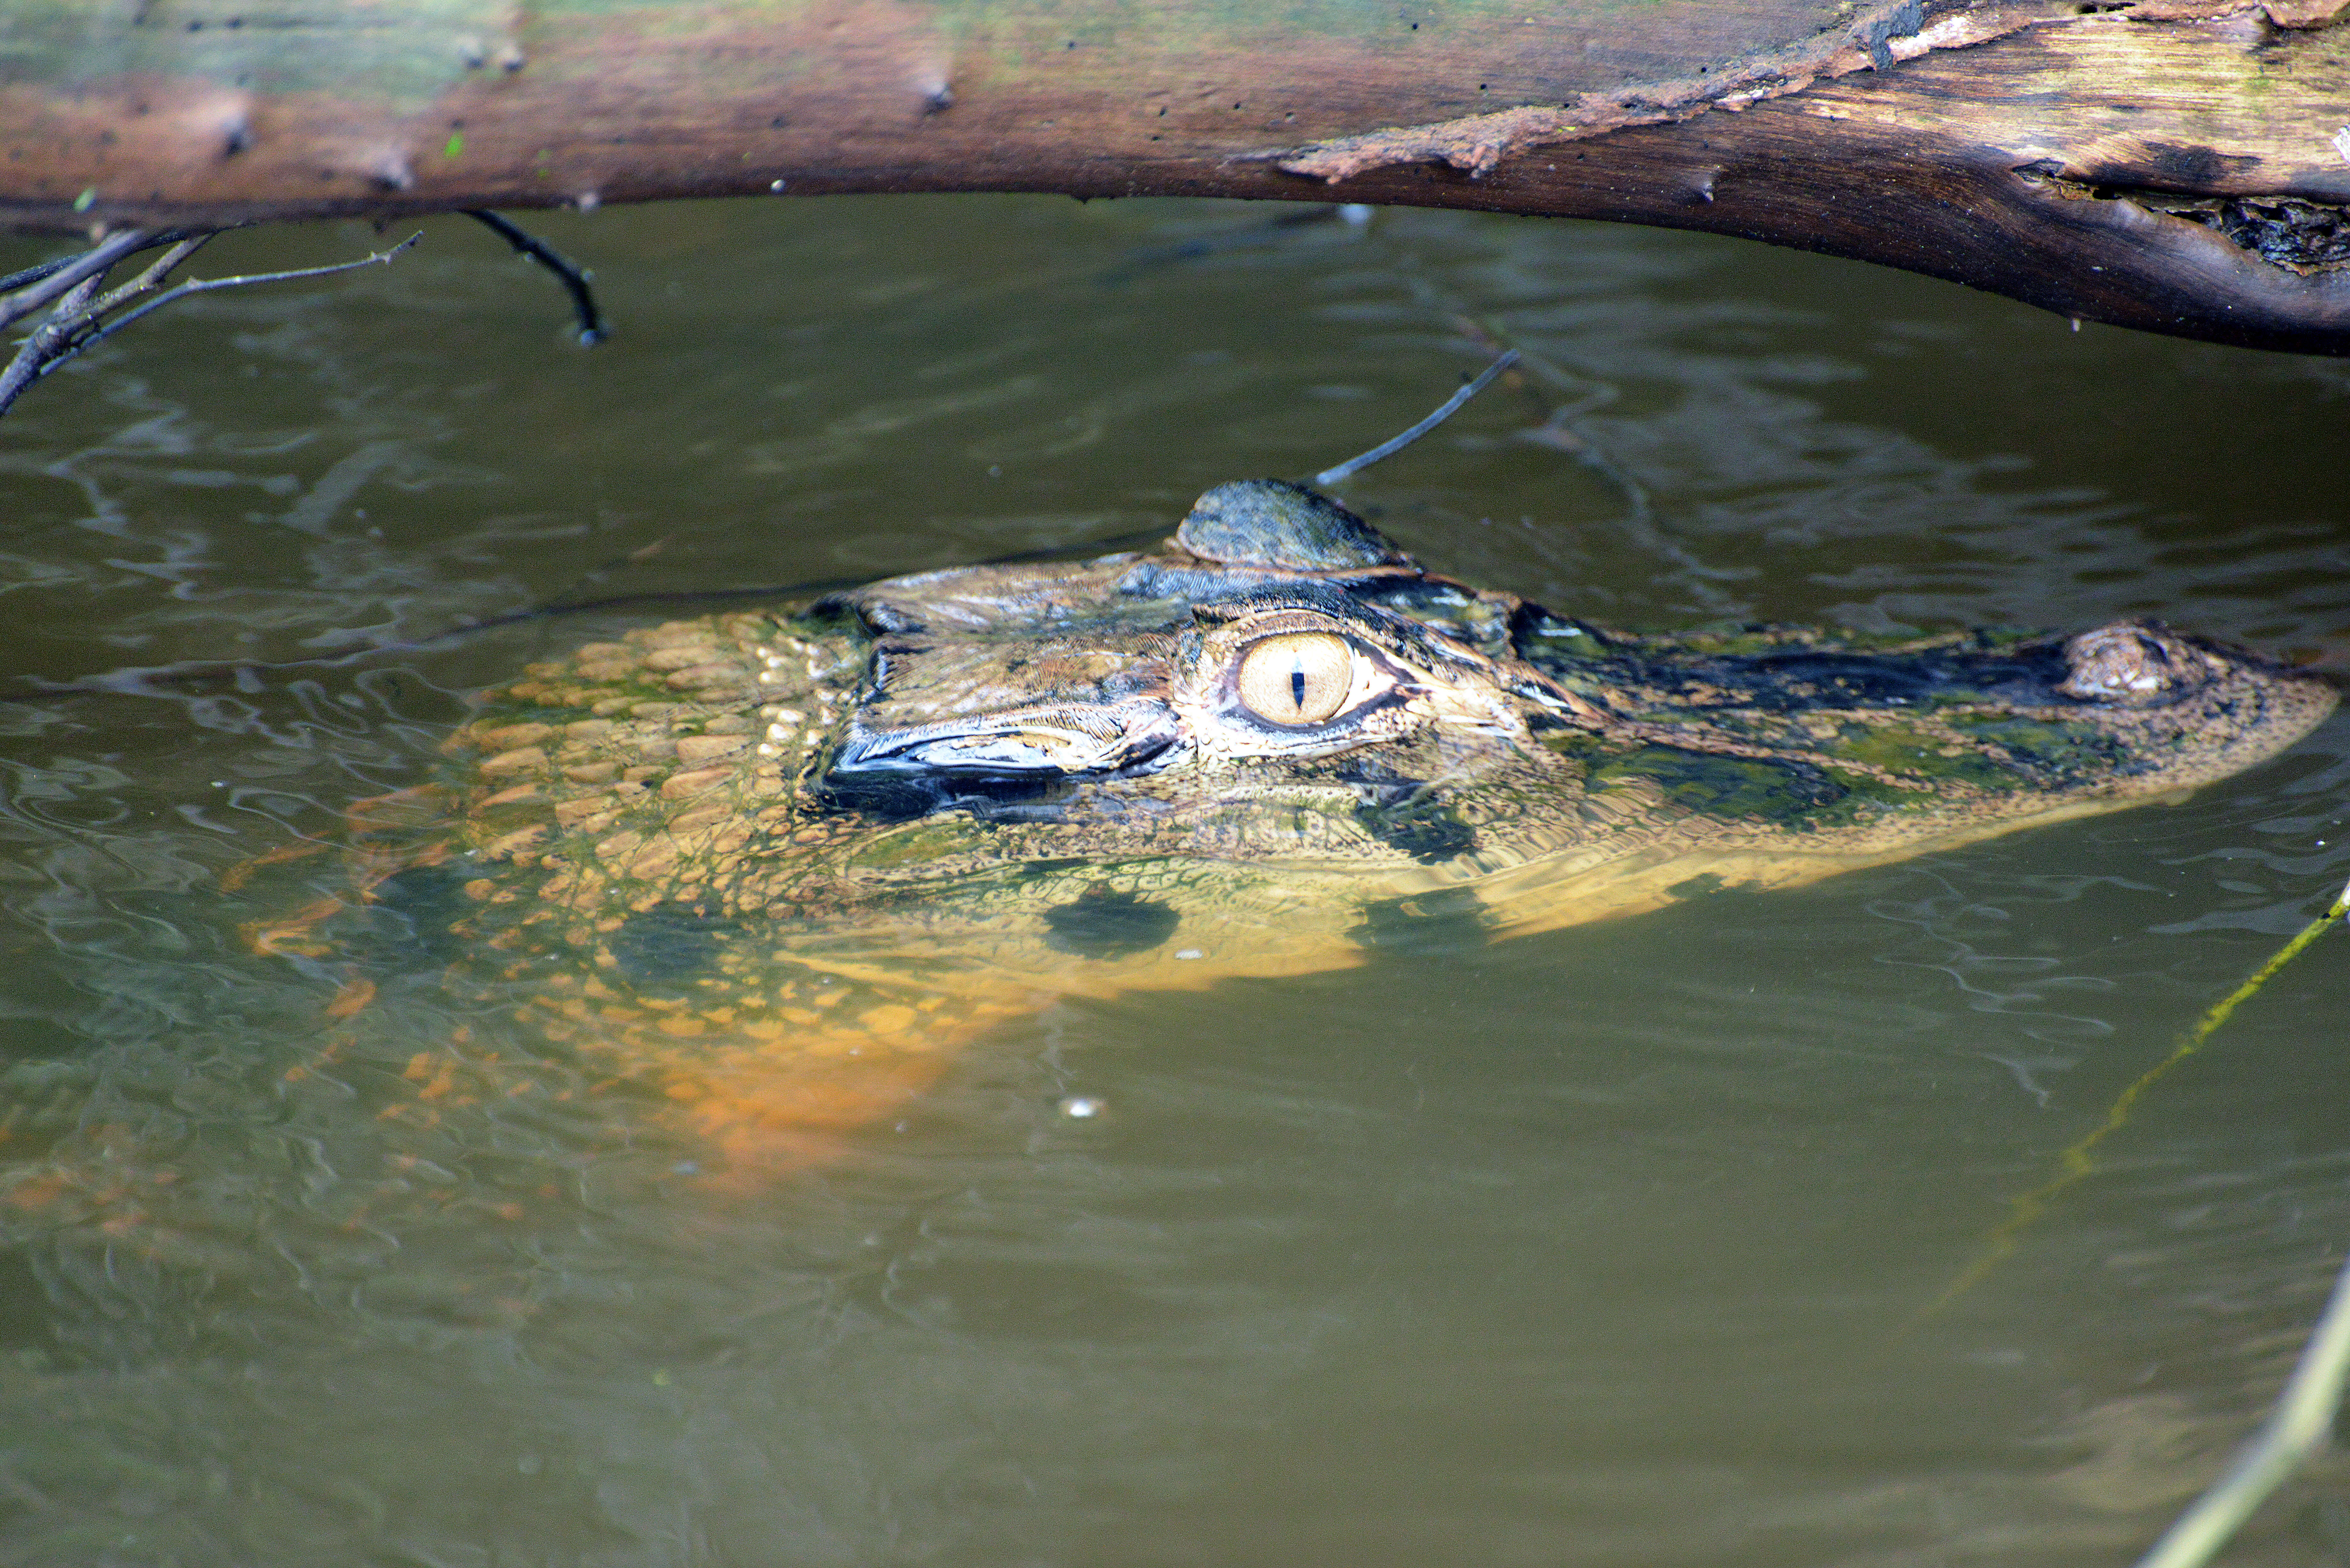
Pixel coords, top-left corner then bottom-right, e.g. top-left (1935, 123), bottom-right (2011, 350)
top-left (415, 481), bottom-right (2332, 1162)
top-left (792, 478), bottom-right (2329, 940)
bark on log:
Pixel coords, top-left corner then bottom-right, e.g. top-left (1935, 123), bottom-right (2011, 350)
top-left (3, 1), bottom-right (2347, 352)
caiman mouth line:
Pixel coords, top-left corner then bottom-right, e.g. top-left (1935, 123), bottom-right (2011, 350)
top-left (821, 699), bottom-right (1184, 819)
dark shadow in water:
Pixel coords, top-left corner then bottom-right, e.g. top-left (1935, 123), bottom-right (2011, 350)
top-left (357, 862), bottom-right (478, 970)
top-left (1043, 887), bottom-right (1181, 959)
top-left (1349, 885), bottom-right (1491, 957)
top-left (608, 904), bottom-right (735, 1000)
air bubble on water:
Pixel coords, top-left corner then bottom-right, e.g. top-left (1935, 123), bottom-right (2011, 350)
top-left (1058, 1096), bottom-right (1104, 1119)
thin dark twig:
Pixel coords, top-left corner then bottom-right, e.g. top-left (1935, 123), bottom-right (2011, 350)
top-left (30, 233), bottom-right (424, 386)
top-left (0, 254), bottom-right (80, 296)
top-left (0, 229), bottom-right (151, 332)
top-left (0, 228), bottom-right (219, 301)
top-left (465, 210), bottom-right (607, 344)
top-left (70, 234), bottom-right (214, 334)
top-left (1402, 282), bottom-right (1714, 604)
top-left (1312, 350), bottom-right (1520, 487)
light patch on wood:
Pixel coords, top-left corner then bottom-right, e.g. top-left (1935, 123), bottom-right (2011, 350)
top-left (1274, 0), bottom-right (2055, 181)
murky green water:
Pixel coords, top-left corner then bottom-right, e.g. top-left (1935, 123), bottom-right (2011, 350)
top-left (1, 196), bottom-right (2348, 1567)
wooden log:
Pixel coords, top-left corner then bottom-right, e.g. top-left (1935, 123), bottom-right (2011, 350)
top-left (0, 0), bottom-right (2345, 351)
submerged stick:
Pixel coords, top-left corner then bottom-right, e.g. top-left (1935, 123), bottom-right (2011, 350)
top-left (2133, 1241), bottom-right (2350, 1568)
top-left (1312, 350), bottom-right (1518, 486)
top-left (1907, 877), bottom-right (2350, 1564)
top-left (1923, 877), bottom-right (2350, 1319)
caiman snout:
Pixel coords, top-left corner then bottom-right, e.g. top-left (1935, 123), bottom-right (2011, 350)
top-left (2058, 622), bottom-right (2229, 706)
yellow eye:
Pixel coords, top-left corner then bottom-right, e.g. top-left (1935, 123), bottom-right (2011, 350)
top-left (1235, 632), bottom-right (1355, 726)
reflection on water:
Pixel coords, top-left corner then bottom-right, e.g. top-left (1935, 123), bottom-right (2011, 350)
top-left (0, 196), bottom-right (2347, 1565)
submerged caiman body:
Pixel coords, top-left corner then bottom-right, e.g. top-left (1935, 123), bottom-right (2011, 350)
top-left (331, 481), bottom-right (2332, 1167)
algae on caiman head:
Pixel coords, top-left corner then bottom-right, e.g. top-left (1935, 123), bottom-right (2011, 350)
top-left (377, 479), bottom-right (2332, 1163)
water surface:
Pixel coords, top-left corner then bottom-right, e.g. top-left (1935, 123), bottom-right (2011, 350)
top-left (1, 196), bottom-right (2347, 1567)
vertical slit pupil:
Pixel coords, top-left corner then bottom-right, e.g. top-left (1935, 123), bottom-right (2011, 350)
top-left (1290, 667), bottom-right (1307, 710)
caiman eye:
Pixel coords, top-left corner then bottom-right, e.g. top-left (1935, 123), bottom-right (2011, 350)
top-left (1235, 632), bottom-right (1355, 726)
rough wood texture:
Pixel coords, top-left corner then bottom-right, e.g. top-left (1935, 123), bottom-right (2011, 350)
top-left (2, 0), bottom-right (2346, 351)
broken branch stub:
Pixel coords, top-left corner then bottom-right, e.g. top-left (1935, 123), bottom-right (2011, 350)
top-left (1, 0), bottom-right (2345, 351)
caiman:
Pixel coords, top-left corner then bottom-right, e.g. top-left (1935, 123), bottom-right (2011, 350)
top-left (295, 479), bottom-right (2331, 1174)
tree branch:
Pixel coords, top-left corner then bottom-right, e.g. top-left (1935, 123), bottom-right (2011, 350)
top-left (0, 229), bottom-right (224, 314)
top-left (0, 229), bottom-right (153, 333)
top-left (0, 230), bottom-right (424, 421)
